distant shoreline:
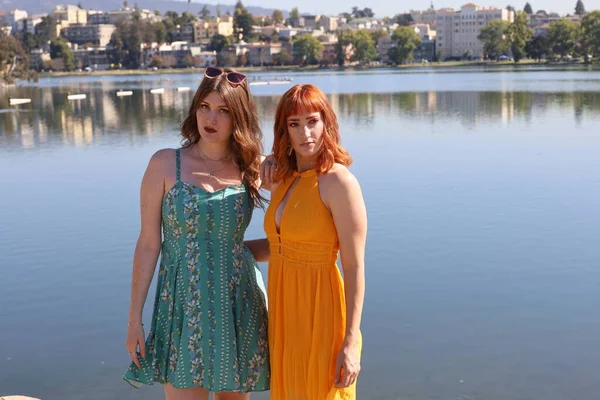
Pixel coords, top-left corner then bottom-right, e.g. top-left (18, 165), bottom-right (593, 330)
top-left (35, 59), bottom-right (592, 79)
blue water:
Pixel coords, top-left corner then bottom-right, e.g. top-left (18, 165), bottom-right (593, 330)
top-left (1, 67), bottom-right (600, 399)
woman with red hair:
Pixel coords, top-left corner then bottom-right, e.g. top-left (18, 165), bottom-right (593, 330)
top-left (260, 84), bottom-right (367, 399)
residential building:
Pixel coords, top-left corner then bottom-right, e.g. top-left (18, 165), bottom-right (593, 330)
top-left (377, 34), bottom-right (394, 63)
top-left (319, 16), bottom-right (339, 32)
top-left (188, 16), bottom-right (234, 45)
top-left (29, 48), bottom-right (51, 70)
top-left (143, 41), bottom-right (207, 68)
top-left (412, 23), bottom-right (437, 40)
top-left (0, 9), bottom-right (28, 31)
top-left (338, 17), bottom-right (379, 31)
top-left (414, 39), bottom-right (437, 61)
top-left (22, 15), bottom-right (45, 34)
top-left (62, 24), bottom-right (116, 47)
top-left (302, 15), bottom-right (321, 30)
top-left (436, 3), bottom-right (514, 59)
top-left (246, 42), bottom-right (282, 65)
top-left (533, 23), bottom-right (550, 36)
top-left (411, 5), bottom-right (437, 23)
top-left (53, 5), bottom-right (87, 37)
top-left (53, 5), bottom-right (87, 24)
top-left (88, 10), bottom-right (109, 25)
top-left (107, 7), bottom-right (154, 25)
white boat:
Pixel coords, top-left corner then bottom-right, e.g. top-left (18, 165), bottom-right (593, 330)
top-left (249, 80), bottom-right (292, 86)
top-left (177, 87), bottom-right (191, 92)
top-left (150, 88), bottom-right (165, 94)
top-left (67, 94), bottom-right (86, 100)
top-left (116, 90), bottom-right (133, 97)
top-left (9, 98), bottom-right (31, 105)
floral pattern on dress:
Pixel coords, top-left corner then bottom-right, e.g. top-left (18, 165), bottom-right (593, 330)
top-left (123, 149), bottom-right (269, 392)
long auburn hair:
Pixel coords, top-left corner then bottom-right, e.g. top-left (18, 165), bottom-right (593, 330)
top-left (181, 68), bottom-right (266, 208)
top-left (272, 84), bottom-right (352, 182)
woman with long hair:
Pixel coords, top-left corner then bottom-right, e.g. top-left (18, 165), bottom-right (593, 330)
top-left (123, 67), bottom-right (269, 400)
top-left (262, 84), bottom-right (367, 399)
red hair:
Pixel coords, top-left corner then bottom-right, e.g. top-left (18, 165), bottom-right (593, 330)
top-left (272, 84), bottom-right (352, 181)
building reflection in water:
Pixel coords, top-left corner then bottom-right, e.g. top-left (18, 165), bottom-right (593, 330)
top-left (1, 87), bottom-right (600, 150)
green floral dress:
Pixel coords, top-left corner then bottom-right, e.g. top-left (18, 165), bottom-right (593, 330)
top-left (124, 149), bottom-right (269, 392)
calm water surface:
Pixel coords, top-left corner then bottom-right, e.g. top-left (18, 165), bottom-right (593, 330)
top-left (1, 66), bottom-right (599, 399)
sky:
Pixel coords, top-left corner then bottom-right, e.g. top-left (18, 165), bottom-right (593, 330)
top-left (229, 0), bottom-right (600, 18)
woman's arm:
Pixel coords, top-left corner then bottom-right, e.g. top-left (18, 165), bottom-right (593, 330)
top-left (244, 238), bottom-right (271, 262)
top-left (126, 150), bottom-right (169, 367)
top-left (322, 166), bottom-right (367, 388)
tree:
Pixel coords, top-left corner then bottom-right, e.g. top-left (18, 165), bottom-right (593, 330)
top-left (395, 13), bottom-right (414, 26)
top-left (272, 9), bottom-right (284, 24)
top-left (524, 2), bottom-right (533, 14)
top-left (506, 5), bottom-right (515, 12)
top-left (108, 28), bottom-right (125, 67)
top-left (209, 34), bottom-right (231, 53)
top-left (35, 15), bottom-right (56, 44)
top-left (274, 48), bottom-right (292, 65)
top-left (369, 29), bottom-right (387, 45)
top-left (233, 1), bottom-right (254, 40)
top-left (0, 30), bottom-right (31, 83)
top-left (526, 34), bottom-right (549, 61)
top-left (50, 37), bottom-right (76, 71)
top-left (124, 0), bottom-right (129, 7)
top-left (509, 11), bottom-right (533, 62)
top-left (575, 0), bottom-right (585, 16)
top-left (292, 34), bottom-right (324, 65)
top-left (351, 7), bottom-right (374, 18)
top-left (579, 11), bottom-right (600, 59)
top-left (151, 22), bottom-right (167, 43)
top-left (200, 5), bottom-right (211, 19)
top-left (350, 29), bottom-right (377, 64)
top-left (547, 18), bottom-right (578, 58)
top-left (14, 31), bottom-right (37, 53)
top-left (388, 26), bottom-right (421, 64)
top-left (478, 20), bottom-right (510, 59)
top-left (287, 7), bottom-right (300, 27)
top-left (335, 30), bottom-right (354, 66)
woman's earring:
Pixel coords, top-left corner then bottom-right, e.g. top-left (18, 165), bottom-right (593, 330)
top-left (287, 143), bottom-right (293, 156)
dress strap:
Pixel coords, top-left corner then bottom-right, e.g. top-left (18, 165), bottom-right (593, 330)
top-left (175, 149), bottom-right (181, 181)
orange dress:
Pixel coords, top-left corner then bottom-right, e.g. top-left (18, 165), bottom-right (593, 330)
top-left (264, 169), bottom-right (360, 400)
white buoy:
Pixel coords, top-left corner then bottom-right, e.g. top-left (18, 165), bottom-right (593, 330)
top-left (116, 90), bottom-right (133, 96)
top-left (150, 88), bottom-right (165, 94)
top-left (9, 98), bottom-right (31, 105)
top-left (67, 94), bottom-right (86, 100)
top-left (177, 87), bottom-right (191, 92)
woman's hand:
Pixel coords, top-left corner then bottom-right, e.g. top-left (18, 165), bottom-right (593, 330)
top-left (334, 340), bottom-right (361, 388)
top-left (125, 323), bottom-right (146, 369)
top-left (259, 155), bottom-right (277, 190)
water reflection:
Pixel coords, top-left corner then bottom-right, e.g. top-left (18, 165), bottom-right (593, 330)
top-left (2, 88), bottom-right (600, 150)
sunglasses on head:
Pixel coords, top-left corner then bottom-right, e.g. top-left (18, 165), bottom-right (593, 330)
top-left (204, 67), bottom-right (247, 86)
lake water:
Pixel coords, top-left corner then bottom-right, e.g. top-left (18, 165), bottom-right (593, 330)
top-left (1, 66), bottom-right (600, 400)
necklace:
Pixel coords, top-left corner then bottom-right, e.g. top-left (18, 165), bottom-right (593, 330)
top-left (197, 143), bottom-right (231, 162)
top-left (196, 145), bottom-right (231, 177)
